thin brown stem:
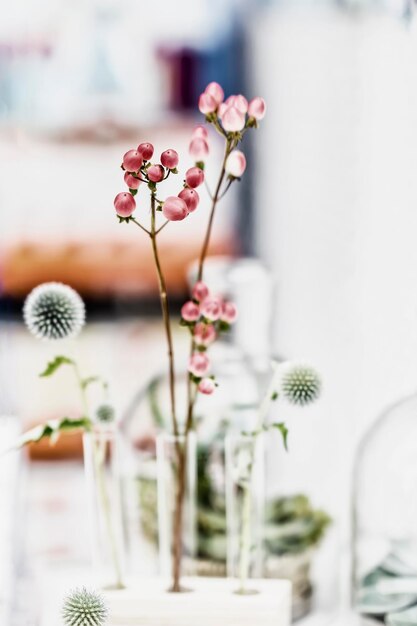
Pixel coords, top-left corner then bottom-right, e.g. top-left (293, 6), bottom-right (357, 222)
top-left (197, 138), bottom-right (233, 282)
top-left (155, 219), bottom-right (170, 235)
top-left (149, 194), bottom-right (179, 437)
top-left (131, 217), bottom-right (151, 236)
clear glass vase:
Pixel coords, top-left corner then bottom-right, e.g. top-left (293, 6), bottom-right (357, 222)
top-left (352, 392), bottom-right (417, 624)
top-left (83, 425), bottom-right (126, 590)
top-left (156, 431), bottom-right (197, 591)
top-left (225, 432), bottom-right (265, 595)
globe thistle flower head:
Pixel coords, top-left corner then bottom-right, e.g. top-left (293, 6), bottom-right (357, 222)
top-left (281, 363), bottom-right (321, 406)
top-left (23, 282), bottom-right (85, 341)
top-left (62, 587), bottom-right (107, 626)
top-left (96, 404), bottom-right (115, 424)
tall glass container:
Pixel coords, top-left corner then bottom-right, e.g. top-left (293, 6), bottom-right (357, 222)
top-left (156, 431), bottom-right (197, 590)
top-left (226, 432), bottom-right (265, 594)
top-left (83, 425), bottom-right (126, 590)
top-left (352, 393), bottom-right (417, 624)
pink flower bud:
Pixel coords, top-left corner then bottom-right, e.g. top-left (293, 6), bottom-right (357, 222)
top-left (189, 137), bottom-right (209, 160)
top-left (192, 281), bottom-right (209, 302)
top-left (178, 188), bottom-right (199, 213)
top-left (188, 353), bottom-right (210, 377)
top-left (123, 149), bottom-right (143, 172)
top-left (205, 82), bottom-right (224, 105)
top-left (222, 106), bottom-right (245, 132)
top-left (124, 172), bottom-right (141, 189)
top-left (225, 150), bottom-right (246, 178)
top-left (192, 125), bottom-right (209, 139)
top-left (162, 196), bottom-right (188, 221)
top-left (147, 164), bottom-right (165, 183)
top-left (218, 103), bottom-right (228, 119)
top-left (199, 92), bottom-right (217, 114)
top-left (114, 192), bottom-right (136, 218)
top-left (198, 377), bottom-right (216, 395)
top-left (200, 297), bottom-right (222, 321)
top-left (137, 142), bottom-right (154, 160)
top-left (221, 301), bottom-right (238, 324)
top-left (185, 167), bottom-right (204, 189)
top-left (248, 97), bottom-right (266, 120)
top-left (181, 301), bottom-right (200, 322)
top-left (194, 322), bottom-right (216, 347)
top-left (161, 149), bottom-right (179, 169)
top-left (225, 94), bottom-right (248, 114)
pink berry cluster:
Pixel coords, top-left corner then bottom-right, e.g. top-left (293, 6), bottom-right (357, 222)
top-left (181, 280), bottom-right (238, 395)
top-left (198, 82), bottom-right (266, 133)
top-left (114, 141), bottom-right (205, 222)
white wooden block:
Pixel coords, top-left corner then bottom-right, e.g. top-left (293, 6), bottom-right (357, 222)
top-left (104, 577), bottom-right (292, 626)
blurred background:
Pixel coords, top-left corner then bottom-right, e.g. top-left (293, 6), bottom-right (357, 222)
top-left (2, 0), bottom-right (417, 624)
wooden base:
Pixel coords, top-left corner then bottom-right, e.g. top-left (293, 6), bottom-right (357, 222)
top-left (103, 577), bottom-right (292, 626)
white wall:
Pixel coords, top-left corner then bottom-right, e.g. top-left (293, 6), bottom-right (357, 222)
top-left (249, 4), bottom-right (417, 607)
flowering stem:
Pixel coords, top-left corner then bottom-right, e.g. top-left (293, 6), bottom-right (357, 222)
top-left (149, 192), bottom-right (179, 437)
top-left (197, 137), bottom-right (233, 282)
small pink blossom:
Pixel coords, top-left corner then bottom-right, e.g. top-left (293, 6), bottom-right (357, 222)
top-left (178, 188), bottom-right (199, 213)
top-left (189, 137), bottom-right (209, 160)
top-left (123, 149), bottom-right (143, 172)
top-left (185, 167), bottom-right (204, 189)
top-left (198, 377), bottom-right (216, 395)
top-left (192, 125), bottom-right (209, 140)
top-left (137, 142), bottom-right (154, 160)
top-left (192, 281), bottom-right (209, 302)
top-left (181, 301), bottom-right (200, 322)
top-left (248, 97), bottom-right (266, 120)
top-left (124, 172), bottom-right (141, 189)
top-left (225, 150), bottom-right (246, 178)
top-left (225, 94), bottom-right (248, 114)
top-left (194, 322), bottom-right (216, 347)
top-left (114, 192), bottom-right (136, 218)
top-left (222, 106), bottom-right (245, 132)
top-left (221, 301), bottom-right (238, 324)
top-left (199, 92), bottom-right (217, 114)
top-left (205, 82), bottom-right (224, 105)
top-left (162, 196), bottom-right (188, 221)
top-left (188, 353), bottom-right (210, 377)
top-left (161, 149), bottom-right (179, 169)
top-left (200, 297), bottom-right (222, 321)
top-left (147, 164), bottom-right (165, 182)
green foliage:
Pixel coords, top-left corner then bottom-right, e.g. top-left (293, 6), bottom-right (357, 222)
top-left (264, 494), bottom-right (331, 556)
top-left (39, 355), bottom-right (74, 377)
top-left (17, 416), bottom-right (92, 447)
top-left (271, 422), bottom-right (289, 451)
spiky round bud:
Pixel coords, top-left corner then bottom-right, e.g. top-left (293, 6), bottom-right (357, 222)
top-left (62, 587), bottom-right (107, 626)
top-left (281, 363), bottom-right (321, 406)
top-left (23, 282), bottom-right (85, 341)
top-left (96, 404), bottom-right (115, 423)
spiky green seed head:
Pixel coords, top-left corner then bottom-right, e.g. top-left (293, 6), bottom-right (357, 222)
top-left (96, 404), bottom-right (115, 423)
top-left (23, 282), bottom-right (85, 341)
top-left (62, 587), bottom-right (107, 626)
top-left (281, 363), bottom-right (321, 406)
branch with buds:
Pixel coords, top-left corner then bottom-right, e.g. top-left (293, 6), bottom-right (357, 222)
top-left (113, 81), bottom-right (266, 592)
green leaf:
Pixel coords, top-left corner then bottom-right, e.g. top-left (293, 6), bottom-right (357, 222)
top-left (81, 376), bottom-right (102, 390)
top-left (16, 416), bottom-right (92, 448)
top-left (271, 422), bottom-right (289, 451)
top-left (39, 355), bottom-right (74, 378)
top-left (271, 391), bottom-right (278, 401)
